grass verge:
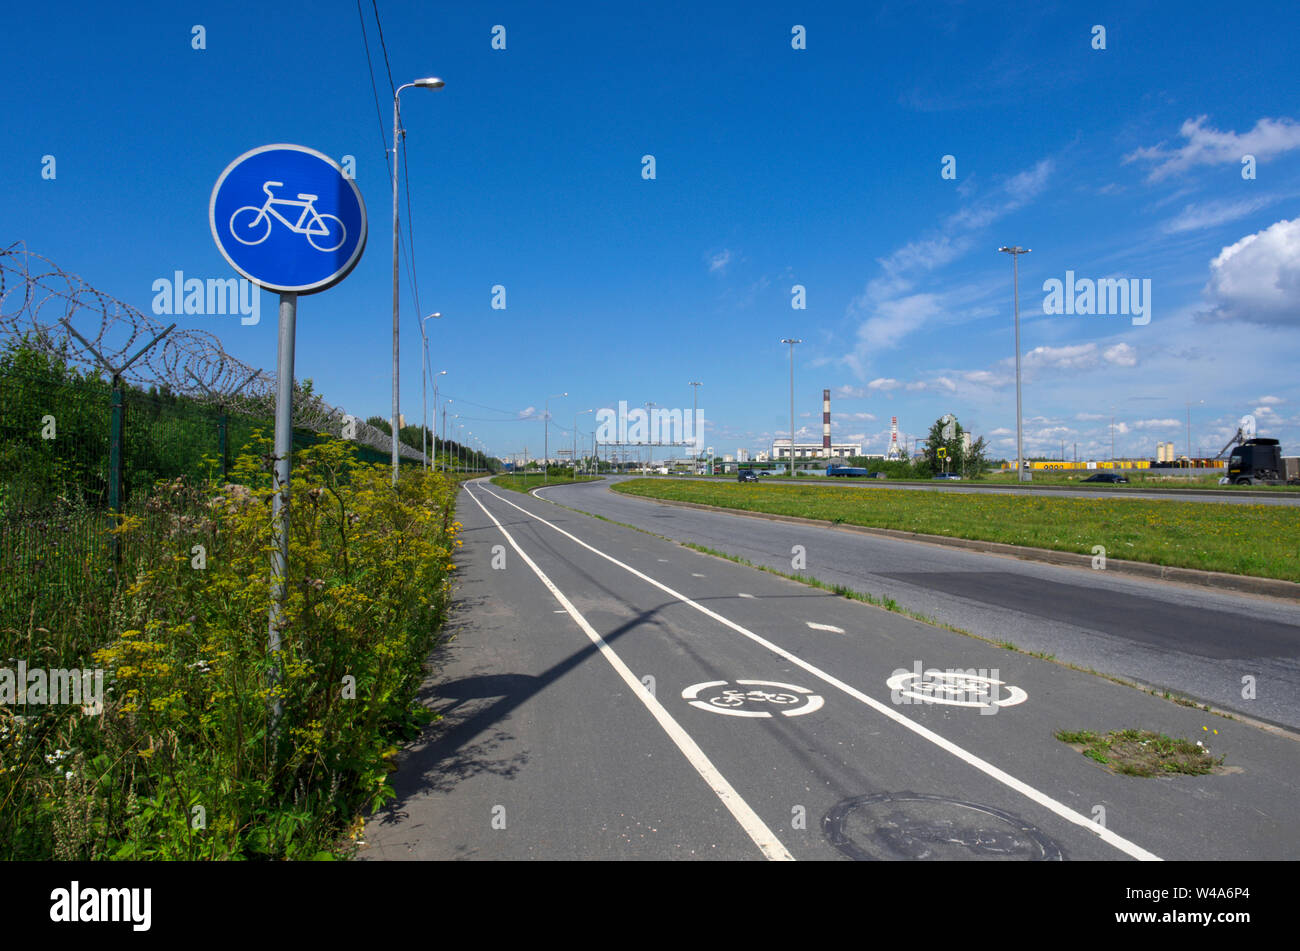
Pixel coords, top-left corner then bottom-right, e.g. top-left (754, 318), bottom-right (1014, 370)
top-left (1055, 729), bottom-right (1226, 776)
top-left (490, 474), bottom-right (601, 493)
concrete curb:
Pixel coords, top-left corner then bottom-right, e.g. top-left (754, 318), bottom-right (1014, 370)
top-left (622, 492), bottom-right (1300, 600)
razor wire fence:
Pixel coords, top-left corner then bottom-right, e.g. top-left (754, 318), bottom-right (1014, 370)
top-left (0, 242), bottom-right (421, 635)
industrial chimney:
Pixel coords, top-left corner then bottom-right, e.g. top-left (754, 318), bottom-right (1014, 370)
top-left (822, 389), bottom-right (832, 457)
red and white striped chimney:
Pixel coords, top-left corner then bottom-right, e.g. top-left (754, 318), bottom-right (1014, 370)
top-left (822, 389), bottom-right (831, 455)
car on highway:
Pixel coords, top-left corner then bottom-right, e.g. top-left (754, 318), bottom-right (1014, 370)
top-left (737, 470), bottom-right (759, 483)
top-left (931, 473), bottom-right (962, 480)
top-left (1081, 472), bottom-right (1129, 484)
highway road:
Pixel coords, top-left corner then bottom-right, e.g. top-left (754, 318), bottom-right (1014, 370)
top-left (360, 478), bottom-right (1300, 861)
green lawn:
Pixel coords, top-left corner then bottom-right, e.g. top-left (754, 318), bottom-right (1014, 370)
top-left (490, 473), bottom-right (602, 493)
top-left (612, 478), bottom-right (1300, 582)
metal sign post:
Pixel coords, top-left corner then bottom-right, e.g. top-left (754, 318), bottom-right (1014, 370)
top-left (267, 291), bottom-right (296, 721)
top-left (210, 144), bottom-right (367, 739)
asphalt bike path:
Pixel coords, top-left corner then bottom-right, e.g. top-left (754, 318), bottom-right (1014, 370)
top-left (362, 479), bottom-right (1300, 861)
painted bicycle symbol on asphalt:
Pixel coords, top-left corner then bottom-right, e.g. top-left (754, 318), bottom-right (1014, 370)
top-left (229, 180), bottom-right (346, 252)
top-left (709, 688), bottom-right (801, 708)
top-left (683, 680), bottom-right (825, 718)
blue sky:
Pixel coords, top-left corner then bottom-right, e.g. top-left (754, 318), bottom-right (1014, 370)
top-left (5, 0), bottom-right (1299, 462)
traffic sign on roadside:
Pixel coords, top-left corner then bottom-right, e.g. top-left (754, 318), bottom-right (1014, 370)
top-left (209, 144), bottom-right (367, 742)
top-left (209, 144), bottom-right (367, 294)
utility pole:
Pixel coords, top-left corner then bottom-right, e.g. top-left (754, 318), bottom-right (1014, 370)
top-left (545, 392), bottom-right (566, 479)
top-left (391, 76), bottom-right (446, 484)
top-left (998, 246), bottom-right (1031, 482)
top-left (781, 338), bottom-right (801, 477)
top-left (644, 401), bottom-right (656, 473)
top-left (688, 381), bottom-right (703, 472)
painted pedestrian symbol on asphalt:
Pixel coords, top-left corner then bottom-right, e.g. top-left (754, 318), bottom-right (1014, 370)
top-left (209, 144), bottom-right (366, 294)
top-left (682, 679), bottom-right (824, 718)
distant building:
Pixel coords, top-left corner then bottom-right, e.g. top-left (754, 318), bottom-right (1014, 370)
top-left (723, 454), bottom-right (734, 463)
top-left (756, 450), bottom-right (771, 462)
top-left (737, 448), bottom-right (750, 462)
top-left (771, 439), bottom-right (862, 460)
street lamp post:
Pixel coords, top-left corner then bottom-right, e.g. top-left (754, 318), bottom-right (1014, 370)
top-left (574, 409), bottom-right (593, 478)
top-left (1110, 405), bottom-right (1116, 464)
top-left (431, 369), bottom-right (447, 470)
top-left (441, 400), bottom-right (452, 471)
top-left (544, 392), bottom-right (566, 480)
top-left (450, 414), bottom-right (460, 471)
top-left (391, 75), bottom-right (445, 484)
top-left (1187, 398), bottom-right (1204, 462)
top-left (781, 339), bottom-right (801, 477)
top-left (419, 313), bottom-right (442, 468)
top-left (998, 246), bottom-right (1031, 482)
top-left (643, 401), bottom-right (656, 473)
top-left (688, 381), bottom-right (702, 472)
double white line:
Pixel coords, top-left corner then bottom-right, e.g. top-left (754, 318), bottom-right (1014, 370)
top-left (467, 483), bottom-right (1161, 862)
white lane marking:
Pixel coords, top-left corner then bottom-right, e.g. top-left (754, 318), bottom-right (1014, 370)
top-left (657, 558), bottom-right (670, 562)
top-left (691, 572), bottom-right (707, 578)
top-left (464, 486), bottom-right (793, 862)
top-left (475, 484), bottom-right (1161, 862)
top-left (738, 593), bottom-right (756, 599)
top-left (806, 621), bottom-right (845, 634)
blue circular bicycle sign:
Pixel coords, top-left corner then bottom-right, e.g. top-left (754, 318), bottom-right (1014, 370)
top-left (209, 144), bottom-right (366, 294)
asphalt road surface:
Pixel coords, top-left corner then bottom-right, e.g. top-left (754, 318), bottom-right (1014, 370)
top-left (359, 478), bottom-right (1300, 861)
top-left (544, 477), bottom-right (1300, 730)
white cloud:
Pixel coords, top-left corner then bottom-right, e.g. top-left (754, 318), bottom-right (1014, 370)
top-left (1076, 412), bottom-right (1106, 421)
top-left (1161, 194), bottom-right (1286, 234)
top-left (962, 369), bottom-right (1009, 387)
top-left (517, 406), bottom-right (538, 419)
top-left (850, 293), bottom-right (944, 355)
top-left (1126, 115), bottom-right (1300, 181)
top-left (1021, 343), bottom-right (1099, 370)
top-left (1257, 395), bottom-right (1284, 405)
top-left (867, 377), bottom-right (902, 391)
top-left (844, 158), bottom-right (1054, 373)
top-left (832, 385), bottom-right (868, 398)
top-left (708, 249), bottom-right (732, 273)
top-left (1103, 342), bottom-right (1138, 367)
top-left (1133, 418), bottom-right (1180, 430)
top-left (1201, 218), bottom-right (1300, 325)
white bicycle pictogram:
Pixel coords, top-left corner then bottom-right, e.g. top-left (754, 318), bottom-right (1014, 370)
top-left (708, 688), bottom-right (801, 708)
top-left (229, 181), bottom-right (346, 252)
top-left (683, 679), bottom-right (825, 718)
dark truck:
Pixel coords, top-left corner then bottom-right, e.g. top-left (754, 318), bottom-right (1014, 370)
top-left (827, 464), bottom-right (868, 477)
top-left (1226, 438), bottom-right (1300, 485)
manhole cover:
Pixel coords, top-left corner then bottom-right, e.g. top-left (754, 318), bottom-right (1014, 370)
top-left (823, 793), bottom-right (1063, 861)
